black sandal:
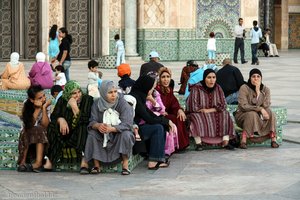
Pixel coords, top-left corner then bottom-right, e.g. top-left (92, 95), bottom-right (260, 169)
top-left (195, 143), bottom-right (203, 151)
top-left (80, 167), bottom-right (90, 175)
top-left (121, 168), bottom-right (131, 175)
top-left (90, 167), bottom-right (100, 174)
top-left (240, 142), bottom-right (247, 149)
top-left (17, 163), bottom-right (32, 172)
top-left (148, 161), bottom-right (170, 170)
top-left (271, 141), bottom-right (279, 148)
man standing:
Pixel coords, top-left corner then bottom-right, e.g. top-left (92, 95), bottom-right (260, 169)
top-left (234, 18), bottom-right (248, 64)
top-left (139, 51), bottom-right (164, 76)
top-left (216, 58), bottom-right (245, 104)
top-left (250, 20), bottom-right (262, 65)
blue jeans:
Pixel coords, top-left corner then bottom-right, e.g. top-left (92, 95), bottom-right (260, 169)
top-left (226, 91), bottom-right (239, 104)
top-left (208, 50), bottom-right (216, 60)
top-left (63, 60), bottom-right (71, 82)
top-left (139, 124), bottom-right (166, 162)
top-left (251, 43), bottom-right (258, 64)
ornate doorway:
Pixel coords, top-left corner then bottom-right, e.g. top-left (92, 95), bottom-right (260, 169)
top-left (65, 0), bottom-right (90, 58)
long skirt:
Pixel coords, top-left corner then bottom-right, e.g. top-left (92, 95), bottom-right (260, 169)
top-left (166, 114), bottom-right (189, 150)
top-left (84, 130), bottom-right (134, 165)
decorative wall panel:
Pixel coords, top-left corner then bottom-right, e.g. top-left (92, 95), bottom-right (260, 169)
top-left (0, 0), bottom-right (12, 59)
top-left (49, 0), bottom-right (63, 27)
top-left (289, 14), bottom-right (300, 49)
top-left (144, 0), bottom-right (165, 26)
top-left (135, 29), bottom-right (251, 61)
top-left (109, 0), bottom-right (121, 27)
top-left (24, 0), bottom-right (39, 59)
top-left (196, 0), bottom-right (239, 38)
top-left (65, 0), bottom-right (90, 58)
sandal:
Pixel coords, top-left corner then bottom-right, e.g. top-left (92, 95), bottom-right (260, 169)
top-left (90, 167), bottom-right (100, 174)
top-left (121, 168), bottom-right (131, 175)
top-left (17, 163), bottom-right (32, 172)
top-left (80, 167), bottom-right (90, 175)
top-left (148, 161), bottom-right (170, 170)
top-left (195, 143), bottom-right (203, 151)
top-left (240, 142), bottom-right (247, 149)
top-left (222, 144), bottom-right (235, 150)
top-left (271, 141), bottom-right (279, 148)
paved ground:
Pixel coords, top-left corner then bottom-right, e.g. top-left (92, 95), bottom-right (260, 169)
top-left (0, 50), bottom-right (300, 199)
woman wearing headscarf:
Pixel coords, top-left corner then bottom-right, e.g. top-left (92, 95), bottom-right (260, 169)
top-left (29, 52), bottom-right (54, 89)
top-left (156, 67), bottom-right (189, 150)
top-left (130, 75), bottom-right (175, 170)
top-left (43, 80), bottom-right (93, 170)
top-left (0, 52), bottom-right (31, 90)
top-left (80, 80), bottom-right (135, 175)
top-left (186, 69), bottom-right (235, 150)
top-left (235, 68), bottom-right (279, 149)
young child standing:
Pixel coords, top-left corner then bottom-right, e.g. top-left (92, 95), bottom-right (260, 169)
top-left (114, 34), bottom-right (125, 67)
top-left (54, 65), bottom-right (67, 88)
top-left (87, 60), bottom-right (101, 98)
top-left (207, 32), bottom-right (216, 64)
top-left (17, 85), bottom-right (52, 172)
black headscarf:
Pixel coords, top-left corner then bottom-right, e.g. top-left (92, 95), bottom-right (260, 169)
top-left (200, 69), bottom-right (216, 93)
top-left (247, 68), bottom-right (264, 91)
top-left (130, 75), bottom-right (155, 103)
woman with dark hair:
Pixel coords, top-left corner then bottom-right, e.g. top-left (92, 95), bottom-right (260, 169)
top-left (44, 81), bottom-right (93, 171)
top-left (17, 85), bottom-right (52, 172)
top-left (52, 27), bottom-right (73, 81)
top-left (130, 75), bottom-right (175, 170)
top-left (235, 68), bottom-right (279, 149)
top-left (186, 69), bottom-right (235, 150)
top-left (156, 67), bottom-right (189, 150)
top-left (48, 24), bottom-right (60, 66)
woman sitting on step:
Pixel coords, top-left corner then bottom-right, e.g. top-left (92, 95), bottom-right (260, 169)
top-left (80, 80), bottom-right (135, 175)
top-left (234, 68), bottom-right (279, 149)
top-left (43, 80), bottom-right (93, 171)
top-left (17, 85), bottom-right (52, 172)
top-left (186, 69), bottom-right (235, 151)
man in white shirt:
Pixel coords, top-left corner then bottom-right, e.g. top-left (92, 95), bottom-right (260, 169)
top-left (233, 18), bottom-right (248, 64)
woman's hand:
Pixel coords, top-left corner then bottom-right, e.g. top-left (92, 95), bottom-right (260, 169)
top-left (58, 117), bottom-right (69, 135)
top-left (96, 123), bottom-right (116, 134)
top-left (43, 99), bottom-right (52, 110)
top-left (260, 108), bottom-right (270, 120)
top-left (146, 95), bottom-right (156, 106)
top-left (177, 109), bottom-right (186, 121)
top-left (68, 97), bottom-right (78, 109)
top-left (168, 120), bottom-right (176, 133)
top-left (33, 99), bottom-right (43, 108)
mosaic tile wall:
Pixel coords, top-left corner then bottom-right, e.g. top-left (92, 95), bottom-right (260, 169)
top-left (196, 0), bottom-right (240, 38)
top-left (288, 14), bottom-right (300, 49)
top-left (135, 29), bottom-right (251, 61)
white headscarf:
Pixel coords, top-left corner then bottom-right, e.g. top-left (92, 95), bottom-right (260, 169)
top-left (36, 52), bottom-right (46, 62)
top-left (10, 52), bottom-right (19, 66)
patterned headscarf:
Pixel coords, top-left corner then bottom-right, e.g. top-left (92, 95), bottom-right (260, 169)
top-left (10, 52), bottom-right (19, 66)
top-left (62, 80), bottom-right (82, 101)
top-left (97, 80), bottom-right (119, 112)
top-left (158, 67), bottom-right (172, 95)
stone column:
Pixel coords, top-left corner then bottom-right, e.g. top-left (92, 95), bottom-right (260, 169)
top-left (40, 0), bottom-right (49, 58)
top-left (280, 0), bottom-right (289, 50)
top-left (101, 0), bottom-right (110, 56)
top-left (125, 0), bottom-right (138, 56)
